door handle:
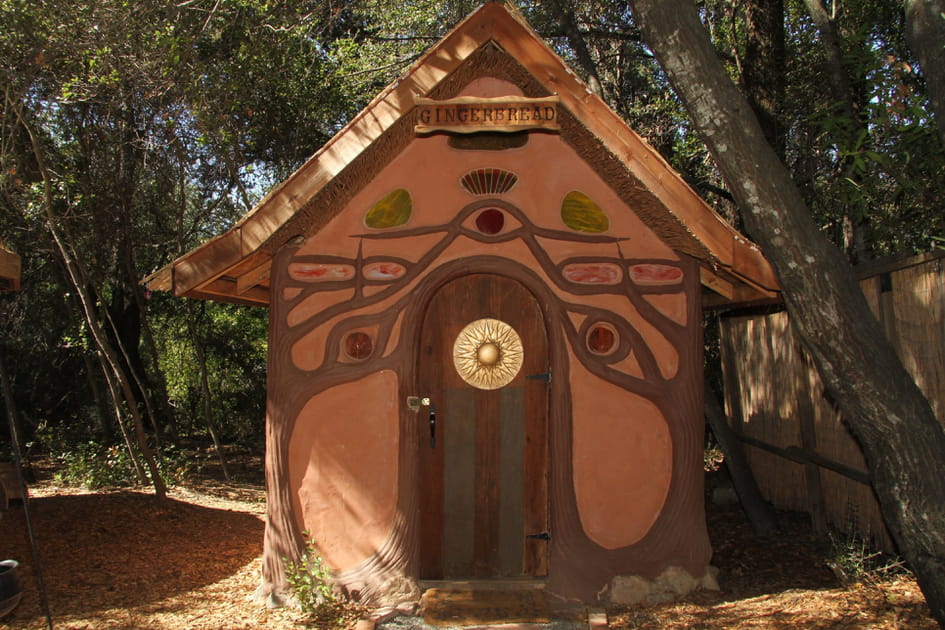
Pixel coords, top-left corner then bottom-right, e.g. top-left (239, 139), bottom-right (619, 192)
top-left (428, 403), bottom-right (437, 449)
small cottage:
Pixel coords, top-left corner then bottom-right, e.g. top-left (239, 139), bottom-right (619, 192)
top-left (147, 2), bottom-right (778, 605)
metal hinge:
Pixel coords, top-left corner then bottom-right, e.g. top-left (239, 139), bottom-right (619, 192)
top-left (526, 370), bottom-right (551, 383)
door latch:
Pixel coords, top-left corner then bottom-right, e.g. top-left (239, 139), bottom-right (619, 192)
top-left (526, 532), bottom-right (551, 541)
top-left (407, 396), bottom-right (436, 448)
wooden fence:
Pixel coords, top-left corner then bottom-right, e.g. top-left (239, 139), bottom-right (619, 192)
top-left (719, 250), bottom-right (945, 550)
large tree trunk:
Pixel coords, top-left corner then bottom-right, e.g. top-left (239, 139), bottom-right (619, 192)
top-left (801, 0), bottom-right (872, 261)
top-left (743, 0), bottom-right (786, 158)
top-left (627, 1), bottom-right (945, 625)
top-left (905, 0), bottom-right (945, 147)
top-left (13, 99), bottom-right (167, 500)
top-left (186, 302), bottom-right (231, 481)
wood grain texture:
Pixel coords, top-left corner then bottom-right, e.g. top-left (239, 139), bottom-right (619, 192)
top-left (418, 273), bottom-right (549, 579)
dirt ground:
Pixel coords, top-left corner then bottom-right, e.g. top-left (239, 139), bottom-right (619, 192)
top-left (1, 456), bottom-right (938, 630)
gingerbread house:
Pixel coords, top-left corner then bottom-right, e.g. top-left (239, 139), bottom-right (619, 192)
top-left (146, 2), bottom-right (778, 605)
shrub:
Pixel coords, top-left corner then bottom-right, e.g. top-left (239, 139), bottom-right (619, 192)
top-left (54, 441), bottom-right (138, 488)
top-left (284, 534), bottom-right (351, 625)
top-left (827, 526), bottom-right (908, 586)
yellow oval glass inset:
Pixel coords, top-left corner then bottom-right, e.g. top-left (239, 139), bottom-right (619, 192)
top-left (561, 190), bottom-right (609, 233)
top-left (365, 189), bottom-right (412, 229)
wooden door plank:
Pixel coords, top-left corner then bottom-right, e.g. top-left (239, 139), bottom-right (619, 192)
top-left (498, 386), bottom-right (526, 576)
top-left (443, 387), bottom-right (476, 577)
top-left (474, 387), bottom-right (501, 576)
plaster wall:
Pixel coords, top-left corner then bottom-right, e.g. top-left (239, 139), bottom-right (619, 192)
top-left (270, 79), bottom-right (705, 588)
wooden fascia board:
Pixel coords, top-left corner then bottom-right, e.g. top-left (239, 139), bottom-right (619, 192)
top-left (235, 259), bottom-right (271, 295)
top-left (153, 3), bottom-right (779, 302)
top-left (491, 7), bottom-right (778, 293)
top-left (171, 229), bottom-right (244, 296)
top-left (185, 277), bottom-right (269, 307)
top-left (160, 5), bottom-right (497, 299)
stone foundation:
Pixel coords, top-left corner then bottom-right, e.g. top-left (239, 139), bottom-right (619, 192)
top-left (604, 565), bottom-right (719, 606)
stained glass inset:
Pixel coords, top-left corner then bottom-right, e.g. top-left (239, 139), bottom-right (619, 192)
top-left (365, 189), bottom-right (412, 229)
top-left (629, 264), bottom-right (683, 285)
top-left (460, 168), bottom-right (518, 195)
top-left (344, 331), bottom-right (373, 360)
top-left (561, 190), bottom-right (609, 233)
top-left (475, 209), bottom-right (505, 235)
top-left (587, 324), bottom-right (618, 355)
top-left (289, 263), bottom-right (355, 282)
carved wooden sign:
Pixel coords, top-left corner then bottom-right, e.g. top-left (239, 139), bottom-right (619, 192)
top-left (415, 96), bottom-right (560, 134)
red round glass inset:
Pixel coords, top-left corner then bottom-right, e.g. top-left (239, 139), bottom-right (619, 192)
top-left (587, 324), bottom-right (617, 355)
top-left (475, 208), bottom-right (505, 235)
top-left (344, 332), bottom-right (373, 360)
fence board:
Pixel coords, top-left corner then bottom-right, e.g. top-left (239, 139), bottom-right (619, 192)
top-left (719, 250), bottom-right (945, 551)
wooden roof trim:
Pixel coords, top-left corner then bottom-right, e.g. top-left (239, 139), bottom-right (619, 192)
top-left (153, 2), bottom-right (778, 303)
top-left (165, 5), bottom-right (495, 298)
top-left (489, 7), bottom-right (778, 292)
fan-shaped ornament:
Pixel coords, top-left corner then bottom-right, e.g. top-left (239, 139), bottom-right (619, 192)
top-left (460, 168), bottom-right (518, 195)
top-left (452, 318), bottom-right (524, 390)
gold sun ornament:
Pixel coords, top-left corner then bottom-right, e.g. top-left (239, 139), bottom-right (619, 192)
top-left (453, 318), bottom-right (524, 390)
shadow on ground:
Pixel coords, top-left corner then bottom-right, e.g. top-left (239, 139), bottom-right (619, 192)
top-left (2, 490), bottom-right (263, 624)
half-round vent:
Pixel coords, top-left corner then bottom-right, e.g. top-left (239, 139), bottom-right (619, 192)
top-left (460, 168), bottom-right (518, 195)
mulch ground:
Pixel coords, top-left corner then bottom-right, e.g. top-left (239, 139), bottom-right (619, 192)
top-left (1, 458), bottom-right (939, 629)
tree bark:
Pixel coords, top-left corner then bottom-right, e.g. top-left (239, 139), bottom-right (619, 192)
top-left (743, 0), bottom-right (786, 158)
top-left (543, 0), bottom-right (605, 99)
top-left (11, 96), bottom-right (167, 500)
top-left (905, 0), bottom-right (945, 147)
top-left (802, 0), bottom-right (871, 261)
top-left (186, 302), bottom-right (231, 481)
top-left (627, 1), bottom-right (945, 625)
top-left (704, 378), bottom-right (779, 537)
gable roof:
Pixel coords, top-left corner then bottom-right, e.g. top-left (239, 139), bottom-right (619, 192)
top-left (144, 1), bottom-right (779, 308)
top-left (0, 242), bottom-right (20, 291)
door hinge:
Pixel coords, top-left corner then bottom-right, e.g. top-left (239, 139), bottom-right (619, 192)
top-left (526, 370), bottom-right (551, 383)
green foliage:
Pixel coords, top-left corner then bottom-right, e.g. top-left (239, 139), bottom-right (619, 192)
top-left (53, 441), bottom-right (138, 489)
top-left (284, 533), bottom-right (344, 623)
top-left (50, 439), bottom-right (194, 489)
top-left (827, 525), bottom-right (908, 586)
top-left (2, 0), bottom-right (944, 474)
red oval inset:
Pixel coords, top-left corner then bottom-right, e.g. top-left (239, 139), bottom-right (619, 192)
top-left (363, 261), bottom-right (406, 281)
top-left (475, 208), bottom-right (505, 235)
top-left (289, 263), bottom-right (355, 282)
top-left (629, 264), bottom-right (683, 285)
top-left (562, 263), bottom-right (623, 285)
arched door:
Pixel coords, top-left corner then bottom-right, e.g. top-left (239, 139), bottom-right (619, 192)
top-left (418, 273), bottom-right (549, 579)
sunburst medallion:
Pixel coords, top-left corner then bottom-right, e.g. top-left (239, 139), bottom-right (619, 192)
top-left (453, 318), bottom-right (524, 390)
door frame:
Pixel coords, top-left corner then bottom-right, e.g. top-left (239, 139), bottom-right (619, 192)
top-left (412, 269), bottom-right (551, 580)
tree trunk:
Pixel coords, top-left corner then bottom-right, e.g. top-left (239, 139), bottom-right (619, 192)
top-left (905, 0), bottom-right (945, 147)
top-left (99, 350), bottom-right (149, 485)
top-left (802, 0), bottom-right (871, 262)
top-left (186, 302), bottom-right (231, 481)
top-left (743, 0), bottom-right (786, 158)
top-left (704, 378), bottom-right (779, 537)
top-left (543, 0), bottom-right (605, 99)
top-left (13, 99), bottom-right (167, 500)
top-left (627, 1), bottom-right (945, 625)
top-left (137, 286), bottom-right (178, 441)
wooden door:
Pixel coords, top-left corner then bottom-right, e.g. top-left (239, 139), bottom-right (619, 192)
top-left (418, 274), bottom-right (549, 579)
